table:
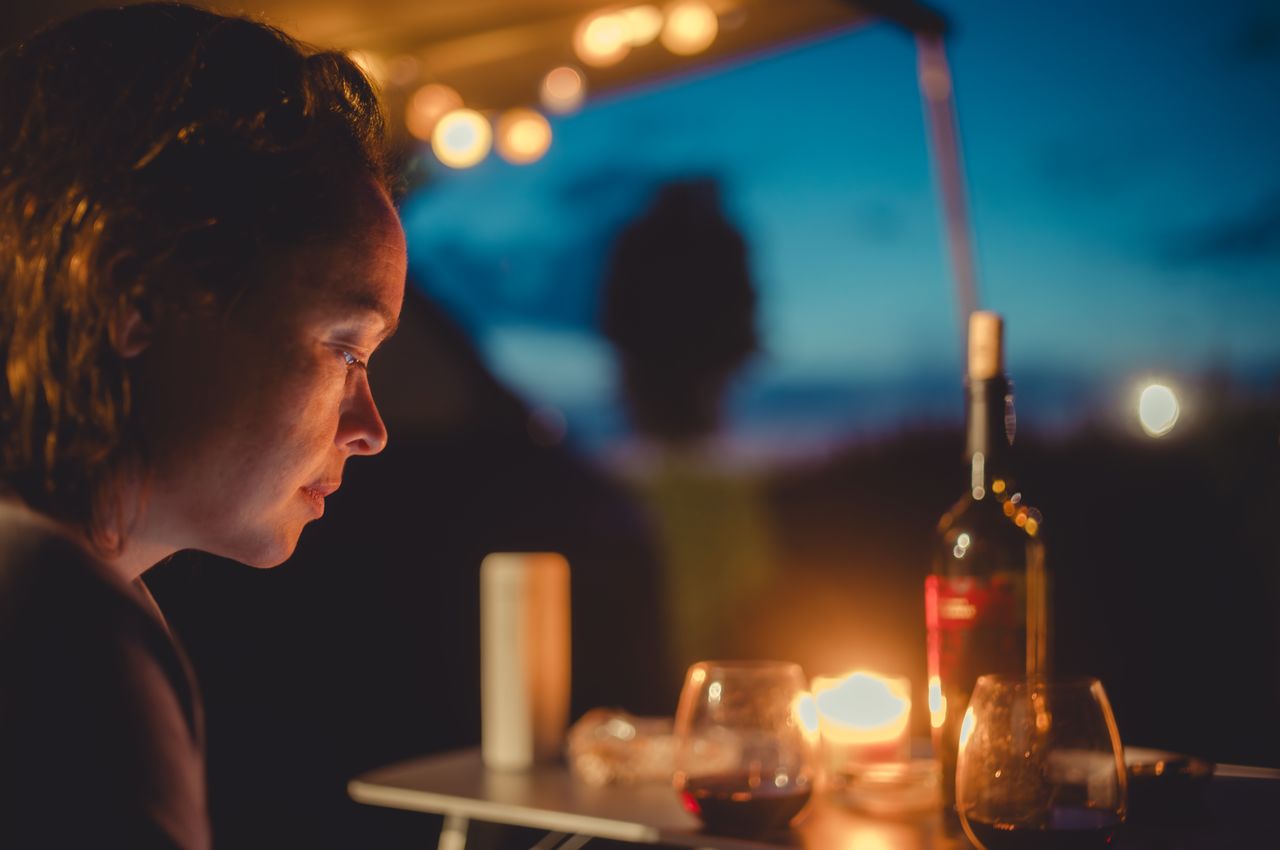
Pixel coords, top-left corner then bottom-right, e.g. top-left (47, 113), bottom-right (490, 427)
top-left (350, 748), bottom-right (1280, 850)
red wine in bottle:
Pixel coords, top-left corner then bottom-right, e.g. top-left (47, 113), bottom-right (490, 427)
top-left (678, 773), bottom-right (812, 835)
top-left (963, 808), bottom-right (1121, 850)
top-left (926, 312), bottom-right (1051, 812)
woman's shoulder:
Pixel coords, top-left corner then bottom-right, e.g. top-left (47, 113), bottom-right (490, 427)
top-left (0, 499), bottom-right (131, 617)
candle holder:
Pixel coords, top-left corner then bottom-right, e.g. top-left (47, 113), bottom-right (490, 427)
top-left (811, 671), bottom-right (912, 786)
top-left (809, 671), bottom-right (938, 814)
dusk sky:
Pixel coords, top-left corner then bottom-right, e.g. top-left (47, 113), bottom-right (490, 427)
top-left (400, 0), bottom-right (1280, 452)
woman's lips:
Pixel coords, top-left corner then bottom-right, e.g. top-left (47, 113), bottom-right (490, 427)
top-left (301, 482), bottom-right (339, 516)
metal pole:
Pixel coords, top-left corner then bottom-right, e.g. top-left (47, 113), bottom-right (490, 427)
top-left (916, 33), bottom-right (980, 358)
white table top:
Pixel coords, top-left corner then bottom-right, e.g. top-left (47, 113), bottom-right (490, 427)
top-left (348, 748), bottom-right (961, 850)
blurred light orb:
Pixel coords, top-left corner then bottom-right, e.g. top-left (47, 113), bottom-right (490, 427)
top-left (1138, 384), bottom-right (1180, 437)
top-left (540, 66), bottom-right (586, 114)
top-left (385, 54), bottom-right (422, 88)
top-left (621, 5), bottom-right (664, 46)
top-left (431, 109), bottom-right (491, 169)
top-left (574, 11), bottom-right (631, 67)
top-left (346, 49), bottom-right (387, 86)
top-left (496, 108), bottom-right (552, 165)
top-left (661, 0), bottom-right (718, 56)
top-left (406, 83), bottom-right (463, 141)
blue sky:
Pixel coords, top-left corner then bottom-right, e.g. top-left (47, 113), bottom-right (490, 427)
top-left (400, 0), bottom-right (1280, 451)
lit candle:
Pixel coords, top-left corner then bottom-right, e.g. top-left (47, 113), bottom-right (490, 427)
top-left (811, 671), bottom-right (911, 779)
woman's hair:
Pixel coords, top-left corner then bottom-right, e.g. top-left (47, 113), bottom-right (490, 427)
top-left (0, 3), bottom-right (393, 549)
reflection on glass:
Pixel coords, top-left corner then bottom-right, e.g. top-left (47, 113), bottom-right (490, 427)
top-left (957, 676), bottom-right (1126, 850)
top-left (674, 660), bottom-right (815, 836)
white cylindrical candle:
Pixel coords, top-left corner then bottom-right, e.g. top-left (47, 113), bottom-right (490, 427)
top-left (481, 552), bottom-right (571, 771)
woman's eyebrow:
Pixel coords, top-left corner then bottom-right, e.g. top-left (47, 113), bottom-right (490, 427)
top-left (327, 291), bottom-right (400, 341)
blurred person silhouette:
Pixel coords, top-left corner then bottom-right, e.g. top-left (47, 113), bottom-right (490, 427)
top-left (0, 4), bottom-right (405, 847)
top-left (600, 178), bottom-right (779, 686)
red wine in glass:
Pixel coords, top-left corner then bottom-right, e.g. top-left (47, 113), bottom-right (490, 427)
top-left (964, 807), bottom-right (1121, 850)
top-left (679, 773), bottom-right (812, 835)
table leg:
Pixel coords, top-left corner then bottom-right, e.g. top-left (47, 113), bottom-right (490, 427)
top-left (438, 813), bottom-right (469, 850)
top-left (527, 830), bottom-right (569, 850)
top-left (557, 834), bottom-right (592, 850)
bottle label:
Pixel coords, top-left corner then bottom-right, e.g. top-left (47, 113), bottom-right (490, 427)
top-left (926, 574), bottom-right (1024, 631)
top-left (925, 573), bottom-right (1027, 710)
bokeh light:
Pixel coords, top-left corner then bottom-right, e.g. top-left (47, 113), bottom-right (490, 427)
top-left (385, 54), bottom-right (421, 88)
top-left (345, 50), bottom-right (387, 87)
top-left (431, 109), bottom-right (492, 169)
top-left (574, 11), bottom-right (631, 67)
top-left (540, 66), bottom-right (586, 114)
top-left (1138, 383), bottom-right (1180, 437)
top-left (495, 108), bottom-right (553, 165)
top-left (406, 83), bottom-right (463, 141)
top-left (621, 5), bottom-right (664, 46)
top-left (661, 0), bottom-right (718, 56)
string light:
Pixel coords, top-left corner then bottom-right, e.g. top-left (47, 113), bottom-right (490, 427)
top-left (661, 0), bottom-right (718, 56)
top-left (574, 11), bottom-right (631, 67)
top-left (495, 109), bottom-right (553, 165)
top-left (406, 84), bottom-right (463, 141)
top-left (432, 109), bottom-right (492, 169)
top-left (540, 66), bottom-right (586, 114)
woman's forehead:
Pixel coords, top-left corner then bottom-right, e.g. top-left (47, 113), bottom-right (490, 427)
top-left (257, 191), bottom-right (406, 330)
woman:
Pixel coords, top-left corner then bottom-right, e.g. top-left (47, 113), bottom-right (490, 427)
top-left (0, 4), bottom-right (406, 847)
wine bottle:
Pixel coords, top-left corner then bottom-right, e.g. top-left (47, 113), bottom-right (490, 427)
top-left (926, 311), bottom-right (1050, 813)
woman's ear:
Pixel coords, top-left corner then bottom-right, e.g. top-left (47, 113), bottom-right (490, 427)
top-left (112, 305), bottom-right (152, 358)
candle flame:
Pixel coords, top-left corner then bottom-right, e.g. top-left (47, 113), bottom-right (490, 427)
top-left (813, 671), bottom-right (910, 745)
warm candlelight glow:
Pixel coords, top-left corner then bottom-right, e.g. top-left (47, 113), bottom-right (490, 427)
top-left (928, 675), bottom-right (947, 729)
top-left (794, 692), bottom-right (821, 744)
top-left (814, 672), bottom-right (910, 744)
top-left (812, 672), bottom-right (911, 778)
top-left (958, 705), bottom-right (977, 751)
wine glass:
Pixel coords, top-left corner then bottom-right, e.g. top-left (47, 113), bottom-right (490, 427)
top-left (956, 676), bottom-right (1127, 850)
top-left (672, 660), bottom-right (817, 835)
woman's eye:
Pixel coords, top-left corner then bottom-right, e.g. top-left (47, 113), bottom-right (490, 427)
top-left (339, 349), bottom-right (366, 371)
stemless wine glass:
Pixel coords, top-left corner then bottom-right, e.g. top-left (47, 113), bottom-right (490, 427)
top-left (956, 676), bottom-right (1127, 850)
top-left (672, 661), bottom-right (817, 836)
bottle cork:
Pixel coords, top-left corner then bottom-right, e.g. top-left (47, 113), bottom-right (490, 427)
top-left (968, 311), bottom-right (1004, 380)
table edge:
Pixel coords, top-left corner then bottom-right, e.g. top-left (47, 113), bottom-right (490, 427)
top-left (347, 777), bottom-right (665, 844)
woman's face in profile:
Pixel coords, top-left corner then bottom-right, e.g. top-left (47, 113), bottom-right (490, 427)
top-left (133, 178), bottom-right (407, 567)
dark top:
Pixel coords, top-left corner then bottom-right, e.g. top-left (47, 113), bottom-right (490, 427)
top-left (0, 502), bottom-right (210, 850)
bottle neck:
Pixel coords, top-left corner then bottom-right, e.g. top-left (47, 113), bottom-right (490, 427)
top-left (965, 376), bottom-right (1015, 496)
